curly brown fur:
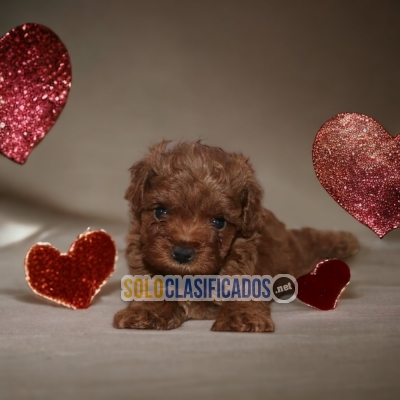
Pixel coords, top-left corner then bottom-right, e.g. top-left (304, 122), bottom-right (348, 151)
top-left (114, 141), bottom-right (359, 332)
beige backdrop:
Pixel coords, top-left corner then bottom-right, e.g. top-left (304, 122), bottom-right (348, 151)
top-left (1, 0), bottom-right (399, 237)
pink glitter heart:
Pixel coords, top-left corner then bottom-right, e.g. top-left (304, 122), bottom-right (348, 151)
top-left (0, 23), bottom-right (71, 164)
top-left (313, 113), bottom-right (400, 238)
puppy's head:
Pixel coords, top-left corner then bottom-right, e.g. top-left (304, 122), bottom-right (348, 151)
top-left (126, 141), bottom-right (263, 275)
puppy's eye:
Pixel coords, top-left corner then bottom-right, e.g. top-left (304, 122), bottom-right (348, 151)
top-left (154, 207), bottom-right (167, 219)
top-left (212, 217), bottom-right (226, 230)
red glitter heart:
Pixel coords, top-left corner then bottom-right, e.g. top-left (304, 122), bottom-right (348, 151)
top-left (25, 230), bottom-right (117, 309)
top-left (313, 113), bottom-right (400, 238)
top-left (0, 23), bottom-right (71, 164)
top-left (296, 259), bottom-right (350, 311)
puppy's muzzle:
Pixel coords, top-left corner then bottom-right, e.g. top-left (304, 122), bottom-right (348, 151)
top-left (172, 245), bottom-right (195, 264)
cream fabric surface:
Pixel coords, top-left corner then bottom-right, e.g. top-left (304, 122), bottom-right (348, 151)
top-left (1, 198), bottom-right (399, 400)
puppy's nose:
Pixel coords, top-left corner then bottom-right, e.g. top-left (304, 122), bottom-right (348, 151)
top-left (172, 246), bottom-right (195, 264)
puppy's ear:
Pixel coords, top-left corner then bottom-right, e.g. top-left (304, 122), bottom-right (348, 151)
top-left (241, 177), bottom-right (264, 238)
top-left (125, 159), bottom-right (154, 216)
top-left (125, 142), bottom-right (170, 215)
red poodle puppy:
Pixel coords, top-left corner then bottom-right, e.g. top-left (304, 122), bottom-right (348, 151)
top-left (114, 141), bottom-right (359, 332)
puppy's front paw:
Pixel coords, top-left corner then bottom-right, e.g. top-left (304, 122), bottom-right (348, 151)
top-left (114, 302), bottom-right (185, 330)
top-left (211, 311), bottom-right (275, 333)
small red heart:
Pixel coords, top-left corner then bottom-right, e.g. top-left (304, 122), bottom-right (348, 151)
top-left (25, 230), bottom-right (117, 309)
top-left (0, 23), bottom-right (71, 164)
top-left (296, 259), bottom-right (350, 311)
top-left (313, 113), bottom-right (400, 238)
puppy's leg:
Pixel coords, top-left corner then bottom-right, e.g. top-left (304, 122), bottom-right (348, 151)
top-left (212, 301), bottom-right (274, 332)
top-left (216, 238), bottom-right (274, 332)
top-left (290, 228), bottom-right (360, 278)
top-left (292, 228), bottom-right (359, 259)
top-left (114, 301), bottom-right (187, 330)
